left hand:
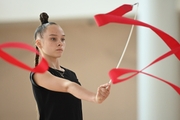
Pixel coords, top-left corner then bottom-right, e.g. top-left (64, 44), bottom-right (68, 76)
top-left (95, 83), bottom-right (111, 104)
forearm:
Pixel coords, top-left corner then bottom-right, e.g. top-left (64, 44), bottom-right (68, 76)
top-left (67, 82), bottom-right (96, 103)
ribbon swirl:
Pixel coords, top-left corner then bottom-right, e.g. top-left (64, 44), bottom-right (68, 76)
top-left (0, 42), bottom-right (48, 73)
top-left (94, 4), bottom-right (180, 94)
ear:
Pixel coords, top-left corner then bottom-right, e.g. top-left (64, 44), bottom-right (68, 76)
top-left (35, 39), bottom-right (42, 49)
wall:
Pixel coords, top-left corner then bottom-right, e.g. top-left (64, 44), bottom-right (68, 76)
top-left (0, 0), bottom-right (138, 23)
top-left (1, 0), bottom-right (180, 23)
top-left (0, 18), bottom-right (137, 120)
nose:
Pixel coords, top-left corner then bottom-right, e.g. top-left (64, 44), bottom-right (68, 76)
top-left (57, 40), bottom-right (63, 46)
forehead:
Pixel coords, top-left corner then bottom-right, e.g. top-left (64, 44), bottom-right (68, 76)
top-left (45, 24), bottom-right (65, 36)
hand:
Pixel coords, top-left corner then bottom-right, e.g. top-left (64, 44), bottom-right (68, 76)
top-left (95, 83), bottom-right (111, 104)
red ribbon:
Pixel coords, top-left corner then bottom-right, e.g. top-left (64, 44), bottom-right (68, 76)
top-left (0, 42), bottom-right (48, 73)
top-left (94, 4), bottom-right (180, 94)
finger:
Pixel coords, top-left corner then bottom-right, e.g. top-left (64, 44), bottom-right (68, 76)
top-left (100, 84), bottom-right (111, 92)
top-left (97, 87), bottom-right (106, 97)
top-left (100, 83), bottom-right (111, 88)
top-left (106, 84), bottom-right (111, 91)
top-left (99, 88), bottom-right (110, 97)
top-left (103, 83), bottom-right (111, 90)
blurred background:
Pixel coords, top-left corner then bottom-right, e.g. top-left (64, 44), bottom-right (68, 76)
top-left (0, 0), bottom-right (180, 120)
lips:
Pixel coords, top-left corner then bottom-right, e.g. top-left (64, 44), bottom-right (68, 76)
top-left (56, 48), bottom-right (63, 51)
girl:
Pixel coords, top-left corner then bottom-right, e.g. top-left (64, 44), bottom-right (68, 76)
top-left (30, 12), bottom-right (111, 120)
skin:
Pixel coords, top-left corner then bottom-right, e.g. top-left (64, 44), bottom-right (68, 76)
top-left (34, 24), bottom-right (111, 104)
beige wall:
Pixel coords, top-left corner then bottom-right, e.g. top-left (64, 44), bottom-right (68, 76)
top-left (0, 18), bottom-right (137, 120)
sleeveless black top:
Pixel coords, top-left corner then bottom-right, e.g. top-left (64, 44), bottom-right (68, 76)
top-left (30, 67), bottom-right (83, 120)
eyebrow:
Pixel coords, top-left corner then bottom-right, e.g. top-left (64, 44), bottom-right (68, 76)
top-left (49, 34), bottom-right (65, 36)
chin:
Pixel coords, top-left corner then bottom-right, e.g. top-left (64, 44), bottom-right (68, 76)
top-left (56, 54), bottom-right (62, 58)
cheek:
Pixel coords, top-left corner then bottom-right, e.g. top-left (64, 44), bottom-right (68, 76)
top-left (43, 40), bottom-right (55, 48)
top-left (41, 42), bottom-right (54, 53)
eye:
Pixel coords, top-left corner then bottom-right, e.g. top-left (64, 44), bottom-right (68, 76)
top-left (61, 38), bottom-right (65, 42)
top-left (51, 37), bottom-right (57, 41)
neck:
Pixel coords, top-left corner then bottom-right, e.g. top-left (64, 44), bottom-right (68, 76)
top-left (49, 61), bottom-right (61, 70)
top-left (44, 56), bottom-right (61, 70)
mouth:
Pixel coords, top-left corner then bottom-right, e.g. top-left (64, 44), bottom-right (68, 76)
top-left (56, 48), bottom-right (63, 52)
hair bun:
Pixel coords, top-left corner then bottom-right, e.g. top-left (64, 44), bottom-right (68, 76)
top-left (40, 12), bottom-right (49, 24)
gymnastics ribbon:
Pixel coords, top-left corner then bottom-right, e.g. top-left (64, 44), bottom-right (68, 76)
top-left (94, 4), bottom-right (180, 94)
top-left (94, 4), bottom-right (180, 59)
top-left (108, 3), bottom-right (139, 84)
top-left (0, 42), bottom-right (48, 73)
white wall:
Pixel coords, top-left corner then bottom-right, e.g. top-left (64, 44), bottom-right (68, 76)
top-left (0, 0), bottom-right (141, 23)
top-left (1, 0), bottom-right (180, 23)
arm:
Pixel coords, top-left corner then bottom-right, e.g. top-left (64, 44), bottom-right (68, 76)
top-left (34, 71), bottom-right (111, 104)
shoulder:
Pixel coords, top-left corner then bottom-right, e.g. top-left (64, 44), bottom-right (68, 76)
top-left (30, 72), bottom-right (38, 86)
top-left (29, 71), bottom-right (51, 86)
top-left (30, 70), bottom-right (72, 92)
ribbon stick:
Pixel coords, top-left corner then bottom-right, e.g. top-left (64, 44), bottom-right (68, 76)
top-left (109, 3), bottom-right (139, 84)
top-left (94, 4), bottom-right (180, 94)
top-left (0, 42), bottom-right (48, 73)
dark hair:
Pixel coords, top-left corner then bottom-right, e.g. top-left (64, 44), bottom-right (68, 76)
top-left (34, 12), bottom-right (57, 66)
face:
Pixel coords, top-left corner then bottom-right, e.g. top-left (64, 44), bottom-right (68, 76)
top-left (36, 25), bottom-right (66, 59)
